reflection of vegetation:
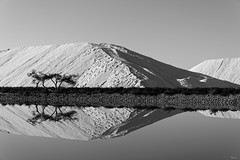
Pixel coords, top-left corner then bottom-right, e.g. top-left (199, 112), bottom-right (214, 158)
top-left (27, 105), bottom-right (78, 125)
top-left (181, 107), bottom-right (196, 112)
top-left (162, 107), bottom-right (196, 112)
top-left (209, 108), bottom-right (232, 115)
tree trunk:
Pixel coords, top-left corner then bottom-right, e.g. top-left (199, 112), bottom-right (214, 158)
top-left (58, 107), bottom-right (63, 114)
top-left (35, 105), bottom-right (40, 114)
top-left (42, 81), bottom-right (46, 88)
top-left (50, 79), bottom-right (58, 88)
top-left (58, 81), bottom-right (63, 88)
top-left (51, 110), bottom-right (56, 117)
top-left (55, 83), bottom-right (58, 89)
top-left (42, 106), bottom-right (46, 115)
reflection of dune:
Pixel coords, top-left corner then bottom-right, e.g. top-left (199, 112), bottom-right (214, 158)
top-left (0, 104), bottom-right (88, 140)
top-left (0, 104), bottom-right (182, 140)
top-left (198, 110), bottom-right (240, 119)
top-left (0, 104), bottom-right (134, 140)
top-left (100, 109), bottom-right (183, 139)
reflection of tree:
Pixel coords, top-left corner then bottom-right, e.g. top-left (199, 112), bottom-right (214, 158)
top-left (27, 105), bottom-right (78, 125)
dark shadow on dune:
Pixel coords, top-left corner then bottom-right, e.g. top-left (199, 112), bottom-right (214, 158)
top-left (108, 46), bottom-right (239, 88)
top-left (99, 108), bottom-right (183, 139)
top-left (27, 104), bottom-right (78, 125)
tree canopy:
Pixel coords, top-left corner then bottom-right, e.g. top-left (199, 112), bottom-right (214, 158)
top-left (48, 73), bottom-right (79, 89)
top-left (28, 70), bottom-right (79, 90)
top-left (27, 70), bottom-right (50, 88)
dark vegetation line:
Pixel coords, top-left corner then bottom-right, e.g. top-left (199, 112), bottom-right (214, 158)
top-left (1, 87), bottom-right (240, 96)
top-left (0, 90), bottom-right (239, 109)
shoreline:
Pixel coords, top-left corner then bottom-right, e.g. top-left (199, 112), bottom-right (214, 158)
top-left (0, 92), bottom-right (239, 111)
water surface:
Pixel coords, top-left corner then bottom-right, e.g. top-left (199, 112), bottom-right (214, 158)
top-left (0, 109), bottom-right (240, 160)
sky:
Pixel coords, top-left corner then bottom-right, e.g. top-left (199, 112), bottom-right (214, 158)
top-left (0, 0), bottom-right (240, 69)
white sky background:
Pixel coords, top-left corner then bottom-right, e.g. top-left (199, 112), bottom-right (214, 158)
top-left (0, 0), bottom-right (240, 69)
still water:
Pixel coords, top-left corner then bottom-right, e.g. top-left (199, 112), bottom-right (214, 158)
top-left (0, 107), bottom-right (240, 160)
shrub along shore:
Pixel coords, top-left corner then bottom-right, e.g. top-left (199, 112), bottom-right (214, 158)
top-left (0, 87), bottom-right (239, 111)
top-left (1, 87), bottom-right (240, 96)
